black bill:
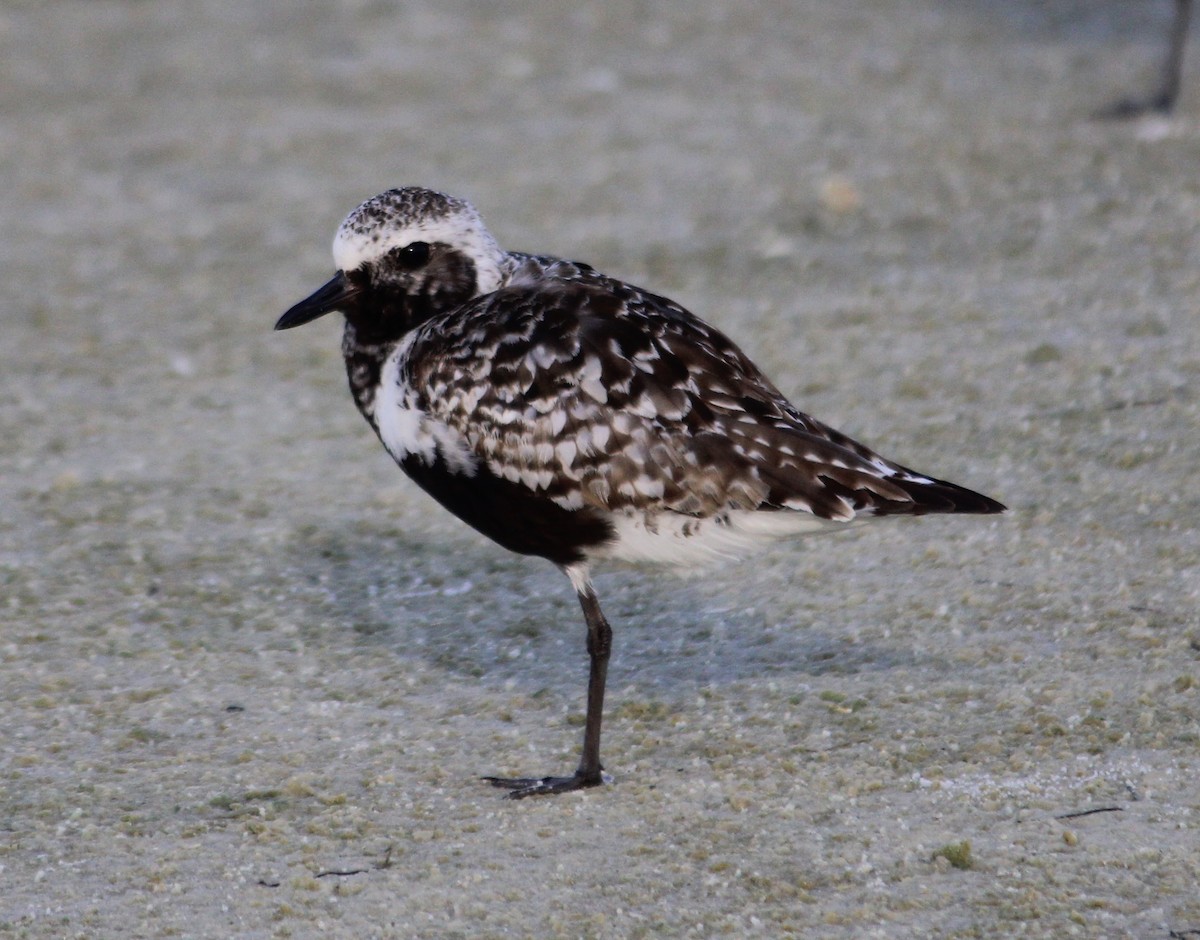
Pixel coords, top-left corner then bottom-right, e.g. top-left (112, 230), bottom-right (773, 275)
top-left (275, 271), bottom-right (360, 330)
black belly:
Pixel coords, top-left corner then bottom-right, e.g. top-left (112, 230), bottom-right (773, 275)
top-left (400, 454), bottom-right (615, 567)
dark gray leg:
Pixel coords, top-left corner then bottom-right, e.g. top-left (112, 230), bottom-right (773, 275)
top-left (1096, 0), bottom-right (1192, 118)
top-left (574, 584), bottom-right (612, 782)
top-left (485, 573), bottom-right (612, 798)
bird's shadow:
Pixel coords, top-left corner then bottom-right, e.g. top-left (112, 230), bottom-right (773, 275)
top-left (280, 517), bottom-right (937, 701)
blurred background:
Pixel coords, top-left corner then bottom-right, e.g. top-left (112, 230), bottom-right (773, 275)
top-left (2, 2), bottom-right (1198, 936)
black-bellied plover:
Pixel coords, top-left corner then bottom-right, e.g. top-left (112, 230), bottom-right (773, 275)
top-left (276, 187), bottom-right (1005, 798)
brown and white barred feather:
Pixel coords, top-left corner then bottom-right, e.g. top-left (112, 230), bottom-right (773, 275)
top-left (400, 265), bottom-right (995, 538)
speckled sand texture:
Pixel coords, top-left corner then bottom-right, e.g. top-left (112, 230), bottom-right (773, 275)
top-left (2, 2), bottom-right (1198, 937)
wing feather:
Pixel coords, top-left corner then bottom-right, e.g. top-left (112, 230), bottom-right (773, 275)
top-left (404, 274), bottom-right (999, 522)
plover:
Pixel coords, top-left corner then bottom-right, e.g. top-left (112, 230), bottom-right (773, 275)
top-left (276, 187), bottom-right (1005, 798)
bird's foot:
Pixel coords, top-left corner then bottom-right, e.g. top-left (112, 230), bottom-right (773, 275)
top-left (483, 768), bottom-right (612, 799)
top-left (1093, 93), bottom-right (1176, 121)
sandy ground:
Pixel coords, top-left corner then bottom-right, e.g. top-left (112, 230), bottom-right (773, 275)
top-left (2, 1), bottom-right (1199, 937)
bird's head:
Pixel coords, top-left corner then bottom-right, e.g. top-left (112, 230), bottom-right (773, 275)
top-left (276, 187), bottom-right (506, 341)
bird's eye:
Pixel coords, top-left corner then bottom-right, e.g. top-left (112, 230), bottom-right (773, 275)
top-left (396, 241), bottom-right (431, 269)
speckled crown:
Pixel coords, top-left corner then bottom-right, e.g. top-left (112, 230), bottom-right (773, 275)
top-left (331, 187), bottom-right (506, 294)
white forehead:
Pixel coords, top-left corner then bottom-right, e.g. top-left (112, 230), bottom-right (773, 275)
top-left (331, 188), bottom-right (503, 279)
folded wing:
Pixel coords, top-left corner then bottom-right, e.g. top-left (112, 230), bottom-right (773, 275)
top-left (406, 276), bottom-right (1004, 524)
